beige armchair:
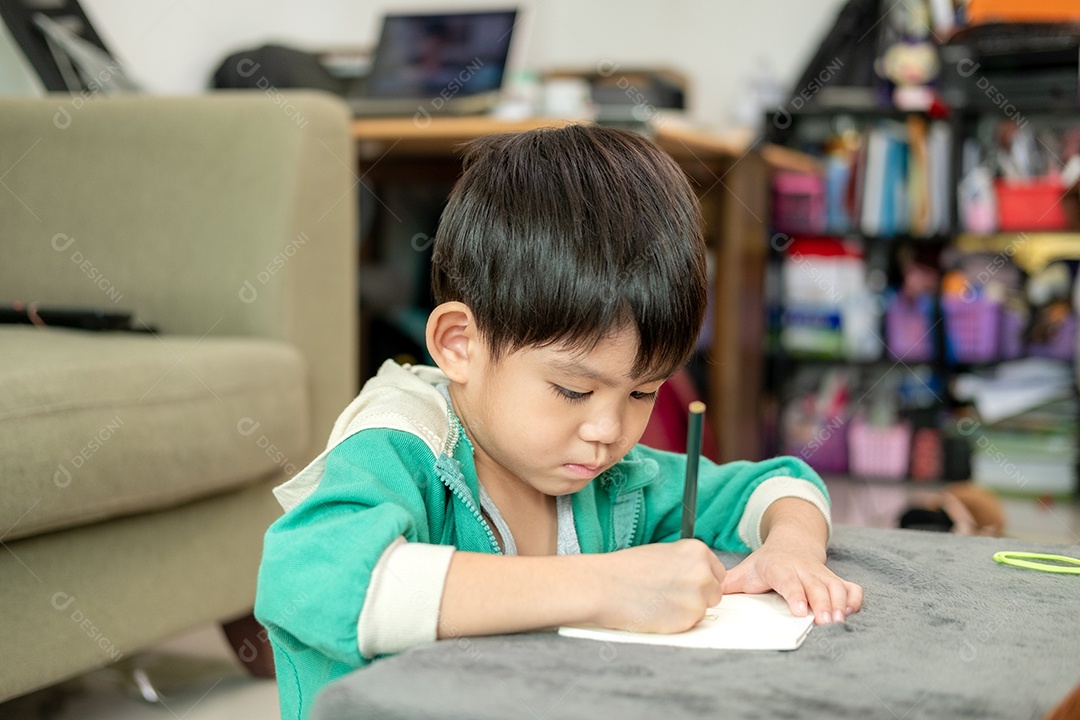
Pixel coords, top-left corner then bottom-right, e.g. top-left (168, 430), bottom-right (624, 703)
top-left (0, 91), bottom-right (356, 701)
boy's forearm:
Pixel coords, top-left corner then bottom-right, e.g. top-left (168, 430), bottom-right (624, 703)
top-left (759, 497), bottom-right (829, 561)
top-left (438, 552), bottom-right (601, 638)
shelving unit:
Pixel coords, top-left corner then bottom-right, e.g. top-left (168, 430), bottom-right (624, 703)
top-left (763, 105), bottom-right (1080, 501)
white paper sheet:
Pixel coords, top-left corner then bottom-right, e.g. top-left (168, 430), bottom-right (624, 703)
top-left (558, 592), bottom-right (814, 651)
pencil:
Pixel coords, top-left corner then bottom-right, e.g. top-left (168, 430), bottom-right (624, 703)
top-left (681, 401), bottom-right (706, 540)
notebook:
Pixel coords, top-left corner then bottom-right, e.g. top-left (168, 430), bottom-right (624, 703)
top-left (347, 9), bottom-right (517, 117)
top-left (558, 592), bottom-right (814, 651)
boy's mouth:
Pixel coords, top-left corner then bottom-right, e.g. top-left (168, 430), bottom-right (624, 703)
top-left (563, 462), bottom-right (603, 479)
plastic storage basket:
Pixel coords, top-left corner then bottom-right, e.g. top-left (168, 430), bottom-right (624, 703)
top-left (885, 295), bottom-right (935, 363)
top-left (995, 177), bottom-right (1069, 231)
top-left (849, 418), bottom-right (911, 480)
top-left (786, 418), bottom-right (848, 476)
top-left (999, 309), bottom-right (1026, 360)
top-left (909, 427), bottom-right (943, 482)
top-left (942, 297), bottom-right (1001, 363)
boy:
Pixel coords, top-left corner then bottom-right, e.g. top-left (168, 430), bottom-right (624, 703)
top-left (256, 124), bottom-right (863, 720)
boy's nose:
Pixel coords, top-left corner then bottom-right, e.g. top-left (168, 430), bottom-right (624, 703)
top-left (579, 414), bottom-right (623, 445)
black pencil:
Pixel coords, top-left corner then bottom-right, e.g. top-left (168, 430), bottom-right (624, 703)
top-left (681, 401), bottom-right (706, 540)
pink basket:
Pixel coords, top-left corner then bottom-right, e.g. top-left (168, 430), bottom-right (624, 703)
top-left (885, 296), bottom-right (935, 362)
top-left (849, 419), bottom-right (911, 480)
top-left (773, 172), bottom-right (825, 235)
top-left (943, 297), bottom-right (1001, 363)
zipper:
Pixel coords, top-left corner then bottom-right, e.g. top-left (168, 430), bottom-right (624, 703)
top-left (625, 492), bottom-right (641, 548)
top-left (436, 454), bottom-right (502, 555)
top-left (432, 397), bottom-right (502, 554)
top-left (609, 487), bottom-right (643, 550)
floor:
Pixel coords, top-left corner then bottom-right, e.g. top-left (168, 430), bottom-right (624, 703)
top-left (0, 625), bottom-right (280, 720)
top-left (826, 478), bottom-right (1080, 545)
top-left (2, 495), bottom-right (1077, 720)
top-left (998, 494), bottom-right (1080, 545)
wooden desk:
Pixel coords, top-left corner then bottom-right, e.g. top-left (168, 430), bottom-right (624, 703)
top-left (354, 117), bottom-right (770, 462)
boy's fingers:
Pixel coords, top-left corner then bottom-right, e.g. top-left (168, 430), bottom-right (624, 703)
top-left (766, 567), bottom-right (809, 618)
top-left (719, 563), bottom-right (767, 596)
top-left (704, 554), bottom-right (726, 607)
top-left (707, 551), bottom-right (727, 585)
top-left (782, 586), bottom-right (810, 618)
top-left (719, 560), bottom-right (743, 593)
top-left (804, 577), bottom-right (839, 624)
top-left (844, 581), bottom-right (865, 615)
top-left (808, 575), bottom-right (853, 624)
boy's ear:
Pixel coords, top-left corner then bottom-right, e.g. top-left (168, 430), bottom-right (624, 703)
top-left (426, 302), bottom-right (479, 383)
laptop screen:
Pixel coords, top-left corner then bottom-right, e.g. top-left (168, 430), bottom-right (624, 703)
top-left (366, 9), bottom-right (517, 99)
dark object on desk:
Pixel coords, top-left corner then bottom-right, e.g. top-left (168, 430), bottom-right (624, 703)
top-left (212, 44), bottom-right (348, 95)
top-left (310, 526), bottom-right (1080, 720)
top-left (940, 23), bottom-right (1080, 110)
top-left (0, 304), bottom-right (134, 332)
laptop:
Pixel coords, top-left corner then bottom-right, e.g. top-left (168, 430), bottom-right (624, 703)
top-left (348, 9), bottom-right (517, 117)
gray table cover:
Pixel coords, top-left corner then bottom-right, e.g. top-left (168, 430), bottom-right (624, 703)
top-left (311, 525), bottom-right (1080, 720)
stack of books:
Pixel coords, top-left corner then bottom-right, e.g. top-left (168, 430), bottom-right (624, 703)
top-left (856, 118), bottom-right (952, 238)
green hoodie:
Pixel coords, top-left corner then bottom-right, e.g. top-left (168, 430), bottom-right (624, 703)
top-left (255, 361), bottom-right (829, 720)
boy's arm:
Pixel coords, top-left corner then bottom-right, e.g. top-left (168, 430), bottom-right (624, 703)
top-left (438, 539), bottom-right (727, 637)
top-left (638, 449), bottom-right (829, 552)
top-left (631, 448), bottom-right (860, 624)
top-left (255, 430), bottom-right (440, 667)
top-left (359, 533), bottom-right (729, 656)
top-left (759, 496), bottom-right (829, 563)
top-left (722, 497), bottom-right (864, 624)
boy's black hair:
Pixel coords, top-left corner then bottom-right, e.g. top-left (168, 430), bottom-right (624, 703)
top-left (431, 124), bottom-right (707, 379)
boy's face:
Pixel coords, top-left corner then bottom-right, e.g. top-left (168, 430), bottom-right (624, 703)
top-left (450, 325), bottom-right (667, 498)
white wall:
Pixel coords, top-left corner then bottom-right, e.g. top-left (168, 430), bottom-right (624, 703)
top-left (3, 0), bottom-right (847, 130)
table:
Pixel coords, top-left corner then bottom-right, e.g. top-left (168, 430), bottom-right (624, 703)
top-left (353, 116), bottom-right (786, 463)
top-left (311, 525), bottom-right (1080, 720)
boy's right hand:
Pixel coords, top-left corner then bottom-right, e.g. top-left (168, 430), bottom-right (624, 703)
top-left (587, 539), bottom-right (726, 634)
top-left (438, 542), bottom-right (724, 640)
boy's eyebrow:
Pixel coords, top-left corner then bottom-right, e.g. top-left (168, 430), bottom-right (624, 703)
top-left (548, 358), bottom-right (669, 387)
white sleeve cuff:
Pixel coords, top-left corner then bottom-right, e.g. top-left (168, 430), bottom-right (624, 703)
top-left (737, 476), bottom-right (832, 550)
top-left (357, 537), bottom-right (456, 659)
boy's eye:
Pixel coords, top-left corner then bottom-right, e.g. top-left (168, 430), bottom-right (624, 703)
top-left (552, 385), bottom-right (590, 403)
top-left (631, 390), bottom-right (659, 402)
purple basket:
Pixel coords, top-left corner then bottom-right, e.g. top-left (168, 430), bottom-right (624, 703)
top-left (1028, 314), bottom-right (1077, 361)
top-left (788, 418), bottom-right (849, 475)
top-left (943, 297), bottom-right (1001, 363)
top-left (1000, 309), bottom-right (1026, 360)
top-left (886, 296), bottom-right (935, 362)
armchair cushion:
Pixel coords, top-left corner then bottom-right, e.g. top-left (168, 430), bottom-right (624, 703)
top-left (0, 326), bottom-right (308, 541)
